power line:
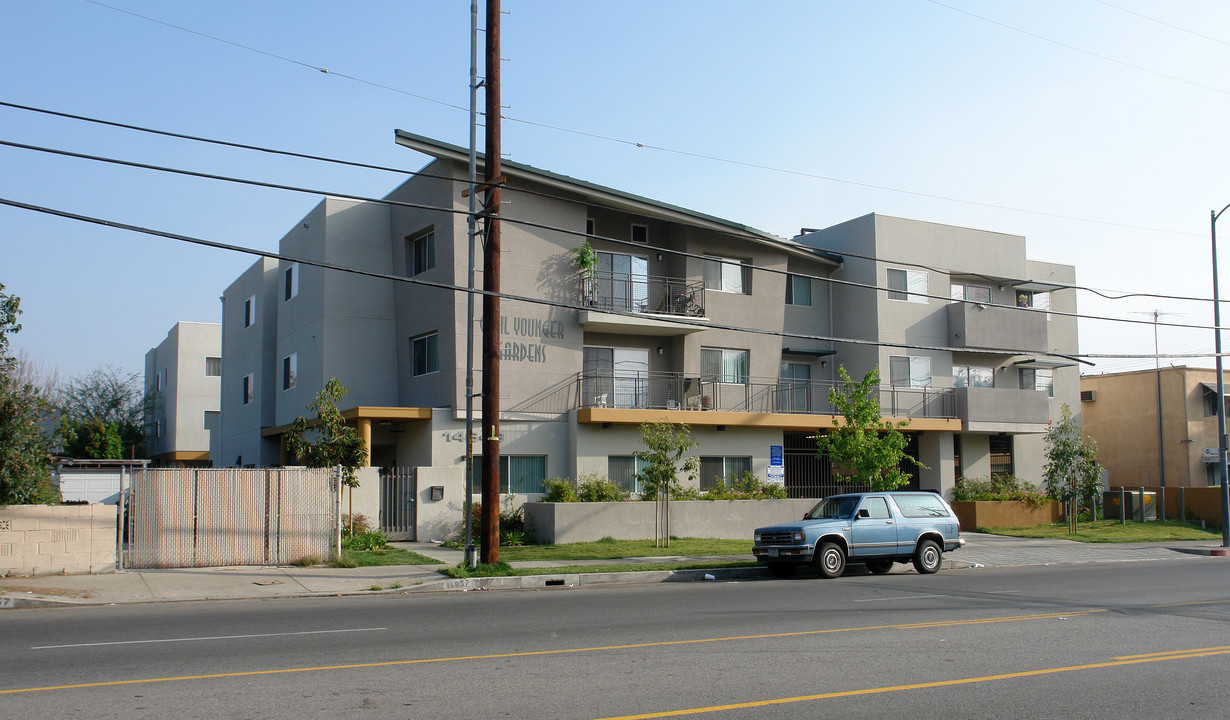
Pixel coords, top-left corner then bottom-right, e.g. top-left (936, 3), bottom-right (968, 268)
top-left (69, 3), bottom-right (1205, 239)
top-left (1091, 0), bottom-right (1230, 50)
top-left (16, 193), bottom-right (1206, 363)
top-left (3, 135), bottom-right (1221, 334)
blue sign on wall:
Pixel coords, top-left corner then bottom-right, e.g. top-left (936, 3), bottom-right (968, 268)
top-left (770, 445), bottom-right (783, 466)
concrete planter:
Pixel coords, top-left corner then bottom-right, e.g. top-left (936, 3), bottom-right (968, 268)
top-left (950, 500), bottom-right (1061, 531)
top-left (523, 499), bottom-right (819, 545)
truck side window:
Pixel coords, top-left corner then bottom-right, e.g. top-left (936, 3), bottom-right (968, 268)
top-left (860, 497), bottom-right (891, 520)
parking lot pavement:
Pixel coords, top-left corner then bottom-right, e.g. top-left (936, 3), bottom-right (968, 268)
top-left (948, 532), bottom-right (1223, 569)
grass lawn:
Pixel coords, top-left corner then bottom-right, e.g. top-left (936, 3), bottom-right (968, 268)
top-left (439, 560), bottom-right (759, 579)
top-left (335, 548), bottom-right (443, 567)
top-left (496, 537), bottom-right (753, 562)
top-left (981, 519), bottom-right (1221, 543)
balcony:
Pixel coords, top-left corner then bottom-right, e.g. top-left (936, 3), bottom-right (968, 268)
top-left (955, 386), bottom-right (1050, 433)
top-left (947, 302), bottom-right (1046, 354)
top-left (577, 271), bottom-right (709, 336)
top-left (576, 370), bottom-right (956, 421)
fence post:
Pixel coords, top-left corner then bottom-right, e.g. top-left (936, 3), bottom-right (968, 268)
top-left (1180, 486), bottom-right (1186, 523)
top-left (335, 465), bottom-right (343, 558)
top-left (1119, 487), bottom-right (1126, 525)
top-left (1159, 486), bottom-right (1166, 522)
top-left (1138, 486), bottom-right (1146, 522)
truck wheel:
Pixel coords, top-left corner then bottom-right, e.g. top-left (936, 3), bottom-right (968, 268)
top-left (767, 563), bottom-right (796, 579)
top-left (912, 539), bottom-right (942, 574)
top-left (865, 560), bottom-right (894, 575)
top-left (815, 542), bottom-right (846, 579)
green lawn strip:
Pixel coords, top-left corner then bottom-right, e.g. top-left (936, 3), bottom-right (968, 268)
top-left (496, 537), bottom-right (753, 562)
top-left (438, 560), bottom-right (760, 579)
top-left (340, 548), bottom-right (444, 566)
top-left (980, 519), bottom-right (1220, 543)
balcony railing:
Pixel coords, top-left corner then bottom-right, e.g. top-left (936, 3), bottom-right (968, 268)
top-left (580, 271), bottom-right (705, 318)
top-left (577, 370), bottom-right (956, 419)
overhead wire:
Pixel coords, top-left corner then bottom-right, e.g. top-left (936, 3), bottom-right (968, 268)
top-left (1, 135), bottom-right (1221, 335)
top-left (70, 1), bottom-right (1206, 239)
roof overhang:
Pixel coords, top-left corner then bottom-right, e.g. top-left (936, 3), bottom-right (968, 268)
top-left (262, 406), bottom-right (432, 437)
top-left (1016, 358), bottom-right (1079, 370)
top-left (782, 347), bottom-right (837, 357)
top-left (1014, 281), bottom-right (1069, 293)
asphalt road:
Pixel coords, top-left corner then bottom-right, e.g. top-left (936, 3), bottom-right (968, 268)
top-left (2, 556), bottom-right (1229, 719)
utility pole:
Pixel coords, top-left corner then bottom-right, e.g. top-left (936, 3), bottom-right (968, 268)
top-left (480, 0), bottom-right (502, 565)
top-left (1133, 310), bottom-right (1181, 490)
top-left (462, 0), bottom-right (480, 569)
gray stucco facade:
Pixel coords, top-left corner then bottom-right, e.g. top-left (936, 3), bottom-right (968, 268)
top-left (144, 321), bottom-right (221, 467)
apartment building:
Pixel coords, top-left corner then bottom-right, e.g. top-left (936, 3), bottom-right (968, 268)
top-left (214, 132), bottom-right (1077, 499)
top-left (1082, 367), bottom-right (1230, 487)
top-left (144, 321), bottom-right (222, 467)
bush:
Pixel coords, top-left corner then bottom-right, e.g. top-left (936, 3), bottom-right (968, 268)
top-left (951, 475), bottom-right (1049, 508)
top-left (541, 477), bottom-right (579, 503)
top-left (705, 472), bottom-right (788, 500)
top-left (342, 513), bottom-right (373, 536)
top-left (470, 502), bottom-right (531, 546)
top-left (342, 529), bottom-right (389, 551)
top-left (577, 473), bottom-right (630, 502)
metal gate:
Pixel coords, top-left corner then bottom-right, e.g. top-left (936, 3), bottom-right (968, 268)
top-left (126, 468), bottom-right (336, 568)
top-left (379, 467), bottom-right (417, 541)
top-left (783, 431), bottom-right (920, 498)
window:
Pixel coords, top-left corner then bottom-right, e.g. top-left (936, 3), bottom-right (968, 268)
top-left (703, 256), bottom-right (750, 294)
top-left (887, 268), bottom-right (928, 303)
top-left (282, 353), bottom-right (297, 390)
top-left (608, 456), bottom-right (649, 494)
top-left (242, 374), bottom-right (253, 405)
top-left (244, 294), bottom-right (256, 328)
top-left (284, 263), bottom-right (298, 301)
top-left (699, 456), bottom-right (752, 491)
top-left (586, 218), bottom-right (595, 236)
top-left (893, 493), bottom-right (949, 518)
top-left (155, 419), bottom-right (163, 439)
top-left (1033, 291), bottom-right (1051, 321)
top-left (785, 274), bottom-right (812, 306)
top-left (204, 411), bottom-right (220, 431)
top-left (701, 348), bottom-right (749, 383)
top-left (205, 356), bottom-right (222, 377)
top-left (1020, 367), bottom-right (1053, 397)
top-left (412, 333), bottom-right (439, 376)
top-left (950, 283), bottom-right (991, 304)
top-left (990, 435), bottom-right (1014, 476)
top-left (1204, 386), bottom-right (1227, 417)
top-left (858, 497), bottom-right (891, 519)
top-left (155, 370), bottom-right (162, 392)
top-left (596, 252), bottom-right (649, 311)
top-left (889, 355), bottom-right (932, 387)
top-left (631, 223), bottom-right (648, 244)
top-left (469, 455), bottom-right (547, 494)
top-left (407, 230), bottom-right (435, 276)
top-left (953, 365), bottom-right (994, 388)
top-left (780, 361), bottom-right (812, 412)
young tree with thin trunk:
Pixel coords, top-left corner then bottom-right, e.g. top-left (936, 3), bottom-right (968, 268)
top-left (815, 365), bottom-right (923, 492)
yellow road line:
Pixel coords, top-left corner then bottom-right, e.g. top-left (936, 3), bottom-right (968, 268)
top-left (0, 609), bottom-right (1102, 696)
top-left (592, 647), bottom-right (1230, 720)
top-left (1114, 645), bottom-right (1230, 660)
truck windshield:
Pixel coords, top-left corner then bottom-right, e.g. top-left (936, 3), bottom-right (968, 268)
top-left (805, 496), bottom-right (858, 520)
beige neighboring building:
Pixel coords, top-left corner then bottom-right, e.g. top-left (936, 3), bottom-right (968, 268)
top-left (1081, 367), bottom-right (1229, 488)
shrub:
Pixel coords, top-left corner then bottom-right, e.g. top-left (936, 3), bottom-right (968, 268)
top-left (577, 473), bottom-right (630, 502)
top-left (541, 477), bottom-right (579, 503)
top-left (342, 529), bottom-right (389, 551)
top-left (469, 502), bottom-right (532, 546)
top-left (951, 475), bottom-right (1049, 508)
top-left (705, 472), bottom-right (788, 500)
top-left (342, 513), bottom-right (372, 536)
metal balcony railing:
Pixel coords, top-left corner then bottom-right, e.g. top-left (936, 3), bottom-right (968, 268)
top-left (580, 271), bottom-right (705, 317)
top-left (576, 370), bottom-right (957, 419)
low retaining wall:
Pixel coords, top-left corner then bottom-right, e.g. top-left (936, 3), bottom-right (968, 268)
top-left (524, 499), bottom-right (820, 544)
top-left (1110, 486), bottom-right (1225, 528)
top-left (950, 500), bottom-right (1061, 530)
top-left (0, 504), bottom-right (117, 577)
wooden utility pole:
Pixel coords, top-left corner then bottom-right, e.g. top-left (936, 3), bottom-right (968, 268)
top-left (480, 0), bottom-right (502, 565)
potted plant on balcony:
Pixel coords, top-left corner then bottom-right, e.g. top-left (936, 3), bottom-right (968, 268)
top-left (572, 239), bottom-right (598, 305)
top-left (701, 395), bottom-right (712, 409)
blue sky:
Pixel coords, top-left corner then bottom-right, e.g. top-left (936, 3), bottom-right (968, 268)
top-left (3, 0), bottom-right (1230, 380)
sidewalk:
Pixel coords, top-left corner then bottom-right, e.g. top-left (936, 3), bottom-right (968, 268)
top-left (1, 535), bottom-right (1225, 608)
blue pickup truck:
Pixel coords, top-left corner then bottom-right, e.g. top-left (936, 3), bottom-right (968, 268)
top-left (752, 491), bottom-right (964, 579)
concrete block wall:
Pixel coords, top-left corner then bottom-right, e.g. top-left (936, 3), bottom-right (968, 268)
top-left (0, 505), bottom-right (117, 577)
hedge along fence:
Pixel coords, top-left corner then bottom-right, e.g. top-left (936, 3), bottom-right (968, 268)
top-left (950, 500), bottom-right (1062, 531)
top-left (523, 499), bottom-right (820, 545)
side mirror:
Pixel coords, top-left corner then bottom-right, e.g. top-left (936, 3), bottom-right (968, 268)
top-left (857, 508), bottom-right (870, 519)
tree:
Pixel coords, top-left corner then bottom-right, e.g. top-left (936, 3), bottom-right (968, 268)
top-left (815, 365), bottom-right (923, 491)
top-left (634, 421), bottom-right (699, 501)
top-left (284, 378), bottom-right (368, 528)
top-left (1043, 403), bottom-right (1101, 533)
top-left (57, 365), bottom-right (146, 459)
top-left (0, 283), bottom-right (59, 505)
top-left (63, 419), bottom-right (124, 460)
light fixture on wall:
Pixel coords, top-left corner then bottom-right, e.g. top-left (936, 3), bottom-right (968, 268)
top-left (657, 347), bottom-right (664, 356)
top-left (821, 360), bottom-right (827, 368)
top-left (656, 253), bottom-right (663, 261)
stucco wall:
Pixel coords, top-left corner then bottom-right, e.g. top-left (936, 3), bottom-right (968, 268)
top-left (0, 505), bottom-right (117, 577)
top-left (524, 499), bottom-right (819, 544)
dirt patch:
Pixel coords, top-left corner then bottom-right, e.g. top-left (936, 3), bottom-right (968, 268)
top-left (0, 585), bottom-right (92, 599)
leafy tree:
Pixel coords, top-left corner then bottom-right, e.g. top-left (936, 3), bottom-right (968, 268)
top-left (815, 365), bottom-right (923, 491)
top-left (1043, 403), bottom-right (1101, 533)
top-left (63, 419), bottom-right (124, 460)
top-left (284, 378), bottom-right (368, 527)
top-left (58, 365), bottom-right (146, 458)
top-left (634, 421), bottom-right (699, 501)
top-left (0, 283), bottom-right (59, 505)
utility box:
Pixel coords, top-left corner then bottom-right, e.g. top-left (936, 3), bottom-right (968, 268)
top-left (1103, 490), bottom-right (1157, 521)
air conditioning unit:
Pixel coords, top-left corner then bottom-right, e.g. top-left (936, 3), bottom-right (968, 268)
top-left (1080, 390), bottom-right (1096, 402)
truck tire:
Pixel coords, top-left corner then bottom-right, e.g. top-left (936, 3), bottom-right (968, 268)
top-left (912, 539), bottom-right (942, 574)
top-left (815, 542), bottom-right (846, 579)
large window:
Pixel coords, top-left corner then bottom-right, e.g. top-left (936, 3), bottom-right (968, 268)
top-left (699, 456), bottom-right (752, 491)
top-left (953, 365), bottom-right (994, 388)
top-left (889, 355), bottom-right (932, 387)
top-left (785, 274), bottom-right (811, 306)
top-left (608, 456), bottom-right (649, 494)
top-left (469, 455), bottom-right (547, 494)
top-left (703, 256), bottom-right (750, 295)
top-left (1020, 367), bottom-right (1054, 397)
top-left (887, 268), bottom-right (928, 303)
top-left (950, 283), bottom-right (991, 304)
top-left (990, 435), bottom-right (1014, 476)
top-left (596, 252), bottom-right (649, 311)
top-left (205, 356), bottom-right (222, 377)
top-left (583, 346), bottom-right (649, 408)
top-left (412, 333), bottom-right (439, 376)
top-left (780, 360), bottom-right (812, 412)
top-left (408, 229), bottom-right (435, 276)
top-left (701, 348), bottom-right (749, 383)
top-left (282, 353), bottom-right (297, 390)
top-left (284, 263), bottom-right (299, 301)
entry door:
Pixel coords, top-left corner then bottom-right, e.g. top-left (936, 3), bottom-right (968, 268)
top-left (598, 252), bottom-right (649, 312)
top-left (612, 348), bottom-right (650, 408)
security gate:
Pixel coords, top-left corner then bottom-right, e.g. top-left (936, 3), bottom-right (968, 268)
top-left (379, 467), bottom-right (417, 541)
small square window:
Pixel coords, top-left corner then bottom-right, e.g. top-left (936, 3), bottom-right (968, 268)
top-left (205, 357), bottom-right (222, 377)
top-left (631, 223), bottom-right (648, 243)
top-left (408, 229), bottom-right (435, 276)
top-left (786, 274), bottom-right (811, 306)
